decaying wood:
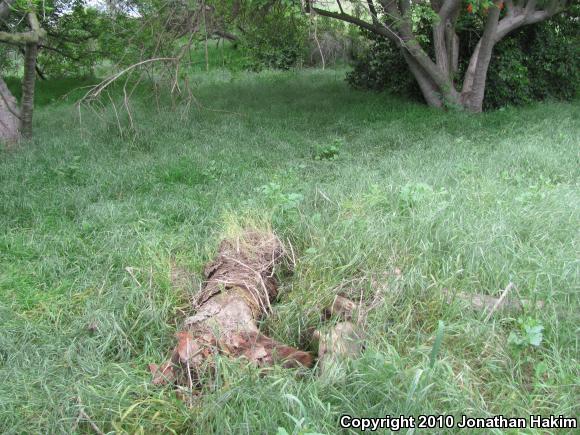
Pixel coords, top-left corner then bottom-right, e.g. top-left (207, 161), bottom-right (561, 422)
top-left (315, 296), bottom-right (364, 377)
top-left (150, 231), bottom-right (312, 387)
top-left (442, 288), bottom-right (544, 316)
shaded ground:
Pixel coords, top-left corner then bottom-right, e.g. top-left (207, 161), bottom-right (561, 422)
top-left (0, 69), bottom-right (578, 433)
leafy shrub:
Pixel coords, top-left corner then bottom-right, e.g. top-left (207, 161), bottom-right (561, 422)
top-left (484, 38), bottom-right (533, 108)
top-left (347, 11), bottom-right (579, 109)
top-left (482, 12), bottom-right (579, 109)
top-left (313, 140), bottom-right (341, 161)
top-left (524, 14), bottom-right (580, 102)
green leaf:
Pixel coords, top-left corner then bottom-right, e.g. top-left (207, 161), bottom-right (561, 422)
top-left (525, 325), bottom-right (544, 347)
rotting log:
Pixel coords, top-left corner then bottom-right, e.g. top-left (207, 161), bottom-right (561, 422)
top-left (150, 231), bottom-right (313, 387)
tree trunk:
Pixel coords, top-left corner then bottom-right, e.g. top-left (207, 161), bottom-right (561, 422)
top-left (150, 231), bottom-right (313, 388)
top-left (460, 5), bottom-right (501, 112)
top-left (20, 42), bottom-right (39, 139)
top-left (0, 77), bottom-right (20, 145)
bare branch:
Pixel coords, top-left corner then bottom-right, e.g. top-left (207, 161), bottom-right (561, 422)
top-left (311, 6), bottom-right (400, 44)
top-left (79, 57), bottom-right (177, 103)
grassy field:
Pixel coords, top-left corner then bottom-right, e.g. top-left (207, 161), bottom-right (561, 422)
top-left (1, 69), bottom-right (579, 434)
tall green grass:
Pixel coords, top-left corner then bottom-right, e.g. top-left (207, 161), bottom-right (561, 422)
top-left (0, 69), bottom-right (578, 433)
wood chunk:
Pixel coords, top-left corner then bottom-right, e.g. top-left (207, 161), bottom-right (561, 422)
top-left (316, 297), bottom-right (364, 378)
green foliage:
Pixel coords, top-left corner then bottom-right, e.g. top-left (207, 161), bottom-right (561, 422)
top-left (257, 182), bottom-right (304, 211)
top-left (482, 13), bottom-right (580, 109)
top-left (428, 320), bottom-right (445, 369)
top-left (4, 75), bottom-right (98, 105)
top-left (484, 38), bottom-right (533, 108)
top-left (313, 140), bottom-right (341, 161)
top-left (0, 45), bottom-right (17, 72)
top-left (508, 317), bottom-right (545, 352)
top-left (398, 182), bottom-right (434, 209)
top-left (346, 30), bottom-right (424, 101)
top-left (38, 4), bottom-right (129, 77)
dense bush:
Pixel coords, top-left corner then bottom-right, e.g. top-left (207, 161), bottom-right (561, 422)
top-left (481, 14), bottom-right (579, 109)
top-left (347, 12), bottom-right (579, 109)
top-left (240, 6), bottom-right (308, 70)
top-left (346, 32), bottom-right (423, 100)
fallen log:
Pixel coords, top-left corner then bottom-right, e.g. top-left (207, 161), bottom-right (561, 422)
top-left (150, 231), bottom-right (312, 387)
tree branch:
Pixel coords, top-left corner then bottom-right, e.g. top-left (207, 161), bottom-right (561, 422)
top-left (311, 6), bottom-right (399, 44)
top-left (495, 0), bottom-right (564, 41)
top-left (0, 30), bottom-right (40, 44)
top-left (0, 12), bottom-right (45, 45)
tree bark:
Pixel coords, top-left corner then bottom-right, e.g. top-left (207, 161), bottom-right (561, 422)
top-left (20, 41), bottom-right (39, 139)
top-left (403, 51), bottom-right (444, 108)
top-left (0, 76), bottom-right (20, 145)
